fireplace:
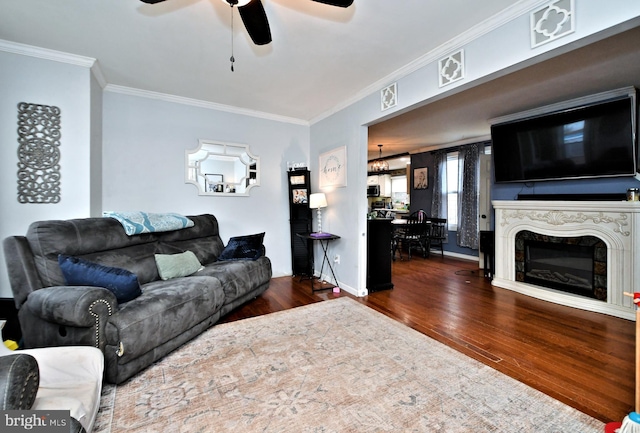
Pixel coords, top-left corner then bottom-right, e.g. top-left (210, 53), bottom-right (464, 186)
top-left (492, 199), bottom-right (640, 320)
top-left (515, 231), bottom-right (606, 301)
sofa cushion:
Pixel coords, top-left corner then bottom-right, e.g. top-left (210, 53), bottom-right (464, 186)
top-left (198, 256), bottom-right (272, 303)
top-left (155, 251), bottom-right (204, 280)
top-left (159, 237), bottom-right (223, 266)
top-left (26, 217), bottom-right (154, 288)
top-left (105, 276), bottom-right (225, 363)
top-left (218, 233), bottom-right (265, 261)
top-left (58, 255), bottom-right (142, 303)
top-left (78, 243), bottom-right (161, 285)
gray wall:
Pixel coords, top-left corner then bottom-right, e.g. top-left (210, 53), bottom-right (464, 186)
top-left (0, 51), bottom-right (96, 298)
top-left (101, 91), bottom-right (310, 279)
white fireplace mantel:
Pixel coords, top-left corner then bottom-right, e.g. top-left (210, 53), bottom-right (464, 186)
top-left (492, 200), bottom-right (640, 320)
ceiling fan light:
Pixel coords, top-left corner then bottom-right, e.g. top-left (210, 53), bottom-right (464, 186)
top-left (222, 0), bottom-right (252, 7)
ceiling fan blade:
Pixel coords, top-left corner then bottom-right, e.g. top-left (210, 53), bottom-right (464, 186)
top-left (238, 0), bottom-right (272, 46)
top-left (139, 0), bottom-right (167, 4)
top-left (311, 0), bottom-right (354, 7)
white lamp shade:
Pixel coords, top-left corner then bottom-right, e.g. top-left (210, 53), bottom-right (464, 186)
top-left (309, 193), bottom-right (327, 209)
top-left (221, 0), bottom-right (252, 6)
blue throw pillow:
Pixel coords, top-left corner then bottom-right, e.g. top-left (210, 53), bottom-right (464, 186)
top-left (218, 232), bottom-right (265, 261)
top-left (58, 255), bottom-right (142, 303)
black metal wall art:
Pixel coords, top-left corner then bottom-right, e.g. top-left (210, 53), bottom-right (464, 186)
top-left (16, 102), bottom-right (61, 204)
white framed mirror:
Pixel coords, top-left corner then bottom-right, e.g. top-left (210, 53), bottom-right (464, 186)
top-left (185, 140), bottom-right (260, 196)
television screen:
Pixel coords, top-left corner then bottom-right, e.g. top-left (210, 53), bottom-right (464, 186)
top-left (492, 95), bottom-right (636, 183)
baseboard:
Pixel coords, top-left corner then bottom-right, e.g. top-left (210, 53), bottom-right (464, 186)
top-left (439, 250), bottom-right (479, 262)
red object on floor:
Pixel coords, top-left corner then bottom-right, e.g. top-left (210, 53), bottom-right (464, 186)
top-left (605, 421), bottom-right (622, 433)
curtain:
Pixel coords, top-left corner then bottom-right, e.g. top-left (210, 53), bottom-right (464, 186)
top-left (457, 143), bottom-right (480, 249)
top-left (430, 150), bottom-right (448, 242)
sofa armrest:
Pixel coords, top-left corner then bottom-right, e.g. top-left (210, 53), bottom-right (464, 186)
top-left (24, 286), bottom-right (117, 328)
top-left (0, 354), bottom-right (40, 410)
top-left (23, 286), bottom-right (117, 350)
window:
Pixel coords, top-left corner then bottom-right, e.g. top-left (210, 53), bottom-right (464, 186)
top-left (390, 175), bottom-right (409, 210)
top-left (446, 152), bottom-right (459, 230)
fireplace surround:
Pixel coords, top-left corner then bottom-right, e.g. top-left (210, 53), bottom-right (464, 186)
top-left (492, 200), bottom-right (640, 320)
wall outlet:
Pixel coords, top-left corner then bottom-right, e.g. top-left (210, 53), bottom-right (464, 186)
top-left (334, 255), bottom-right (340, 264)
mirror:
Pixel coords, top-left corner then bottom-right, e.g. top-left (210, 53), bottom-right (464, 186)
top-left (185, 140), bottom-right (259, 196)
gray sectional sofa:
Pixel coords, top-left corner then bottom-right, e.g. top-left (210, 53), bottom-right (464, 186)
top-left (3, 214), bottom-right (272, 384)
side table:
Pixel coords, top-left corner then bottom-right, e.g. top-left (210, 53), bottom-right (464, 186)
top-left (296, 233), bottom-right (340, 291)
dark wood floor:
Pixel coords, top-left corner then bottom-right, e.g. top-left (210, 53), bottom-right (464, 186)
top-left (221, 254), bottom-right (635, 424)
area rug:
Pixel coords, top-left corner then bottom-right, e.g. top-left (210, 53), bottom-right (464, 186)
top-left (93, 297), bottom-right (603, 432)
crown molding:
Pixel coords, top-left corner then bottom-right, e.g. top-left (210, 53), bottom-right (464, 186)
top-left (0, 39), bottom-right (108, 89)
top-left (0, 39), bottom-right (95, 67)
top-left (0, 38), bottom-right (306, 125)
top-left (104, 84), bottom-right (309, 126)
top-left (309, 0), bottom-right (550, 125)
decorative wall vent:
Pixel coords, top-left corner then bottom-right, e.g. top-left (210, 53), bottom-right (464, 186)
top-left (530, 0), bottom-right (575, 48)
top-left (16, 102), bottom-right (61, 204)
top-left (438, 49), bottom-right (465, 88)
top-left (380, 82), bottom-right (397, 111)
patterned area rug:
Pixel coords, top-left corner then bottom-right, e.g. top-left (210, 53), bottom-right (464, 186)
top-left (94, 297), bottom-right (603, 432)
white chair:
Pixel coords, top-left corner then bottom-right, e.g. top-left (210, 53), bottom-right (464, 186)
top-left (0, 321), bottom-right (104, 432)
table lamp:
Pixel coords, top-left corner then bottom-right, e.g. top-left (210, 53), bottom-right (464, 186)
top-left (309, 193), bottom-right (328, 234)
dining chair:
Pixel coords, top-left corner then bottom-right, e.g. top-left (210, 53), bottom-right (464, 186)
top-left (392, 210), bottom-right (430, 260)
top-left (427, 217), bottom-right (447, 256)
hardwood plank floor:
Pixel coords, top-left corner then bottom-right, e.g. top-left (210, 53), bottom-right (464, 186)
top-left (221, 255), bottom-right (635, 424)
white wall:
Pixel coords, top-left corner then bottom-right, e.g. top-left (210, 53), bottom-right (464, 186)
top-left (309, 0), bottom-right (640, 296)
top-left (102, 91), bottom-right (309, 278)
top-left (0, 51), bottom-right (96, 298)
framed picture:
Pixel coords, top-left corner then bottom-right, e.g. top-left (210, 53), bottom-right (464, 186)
top-left (204, 173), bottom-right (223, 192)
top-left (290, 175), bottom-right (306, 185)
top-left (319, 146), bottom-right (347, 189)
top-left (414, 167), bottom-right (428, 189)
top-left (292, 188), bottom-right (308, 204)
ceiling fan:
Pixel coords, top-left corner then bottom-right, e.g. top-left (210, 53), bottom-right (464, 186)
top-left (139, 0), bottom-right (354, 46)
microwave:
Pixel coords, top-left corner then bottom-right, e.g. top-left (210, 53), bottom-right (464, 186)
top-left (367, 184), bottom-right (380, 197)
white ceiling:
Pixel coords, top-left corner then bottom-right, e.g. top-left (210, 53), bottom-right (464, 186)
top-left (0, 0), bottom-right (523, 120)
top-left (1, 0), bottom-right (639, 163)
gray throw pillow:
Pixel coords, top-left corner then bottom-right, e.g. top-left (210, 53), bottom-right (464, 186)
top-left (155, 251), bottom-right (204, 280)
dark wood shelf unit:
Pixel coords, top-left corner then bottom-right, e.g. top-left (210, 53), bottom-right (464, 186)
top-left (287, 170), bottom-right (313, 277)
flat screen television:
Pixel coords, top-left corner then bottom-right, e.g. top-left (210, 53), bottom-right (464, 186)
top-left (491, 88), bottom-right (638, 183)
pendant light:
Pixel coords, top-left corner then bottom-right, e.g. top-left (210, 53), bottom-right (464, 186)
top-left (370, 144), bottom-right (389, 172)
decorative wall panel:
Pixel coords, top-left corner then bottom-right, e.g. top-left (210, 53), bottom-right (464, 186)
top-left (438, 49), bottom-right (464, 88)
top-left (380, 82), bottom-right (397, 111)
top-left (16, 102), bottom-right (61, 204)
top-left (530, 0), bottom-right (575, 48)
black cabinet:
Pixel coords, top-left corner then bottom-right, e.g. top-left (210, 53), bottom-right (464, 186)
top-left (367, 219), bottom-right (394, 292)
top-left (287, 170), bottom-right (313, 276)
top-left (479, 230), bottom-right (495, 279)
